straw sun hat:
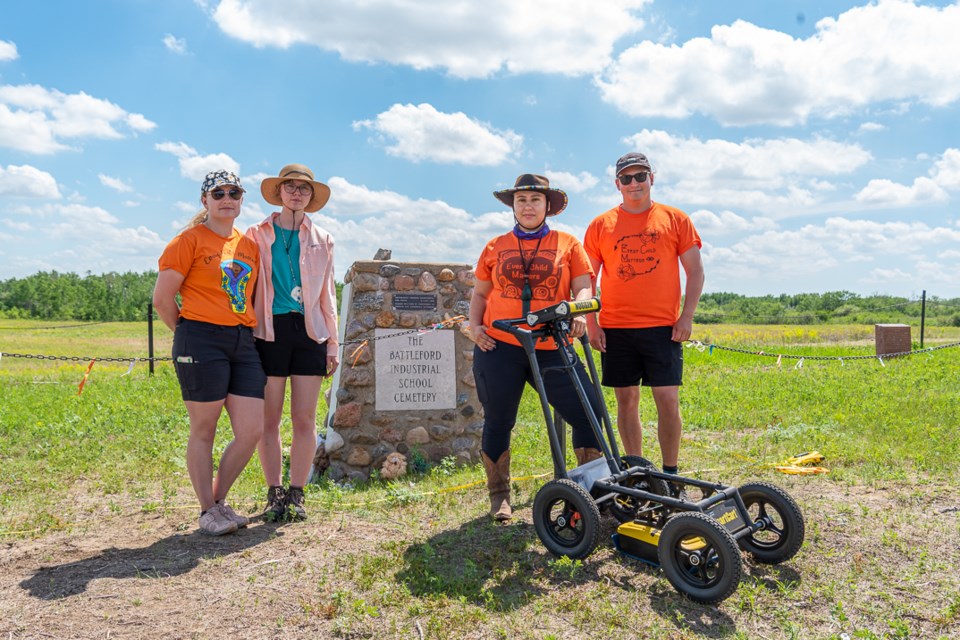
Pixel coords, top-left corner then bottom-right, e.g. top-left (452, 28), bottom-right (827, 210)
top-left (260, 164), bottom-right (331, 213)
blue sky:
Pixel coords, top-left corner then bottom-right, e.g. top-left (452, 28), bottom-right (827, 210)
top-left (2, 0), bottom-right (960, 298)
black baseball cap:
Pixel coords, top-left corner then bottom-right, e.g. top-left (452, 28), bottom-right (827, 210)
top-left (615, 152), bottom-right (652, 175)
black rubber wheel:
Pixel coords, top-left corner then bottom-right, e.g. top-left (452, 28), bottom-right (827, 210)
top-left (609, 455), bottom-right (671, 524)
top-left (737, 481), bottom-right (805, 564)
top-left (658, 512), bottom-right (743, 604)
top-left (533, 479), bottom-right (602, 560)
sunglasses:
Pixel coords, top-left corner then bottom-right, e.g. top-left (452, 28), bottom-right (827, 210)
top-left (209, 188), bottom-right (244, 201)
top-left (282, 182), bottom-right (313, 195)
top-left (618, 172), bottom-right (649, 185)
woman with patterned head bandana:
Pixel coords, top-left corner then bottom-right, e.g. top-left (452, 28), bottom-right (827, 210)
top-left (153, 170), bottom-right (266, 536)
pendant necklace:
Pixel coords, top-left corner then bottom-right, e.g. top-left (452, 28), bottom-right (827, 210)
top-left (279, 213), bottom-right (304, 312)
top-left (516, 232), bottom-right (544, 317)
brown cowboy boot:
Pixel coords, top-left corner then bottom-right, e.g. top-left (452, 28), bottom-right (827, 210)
top-left (481, 451), bottom-right (512, 521)
top-left (574, 447), bottom-right (603, 466)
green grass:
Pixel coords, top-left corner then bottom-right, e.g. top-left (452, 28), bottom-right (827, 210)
top-left (2, 321), bottom-right (960, 638)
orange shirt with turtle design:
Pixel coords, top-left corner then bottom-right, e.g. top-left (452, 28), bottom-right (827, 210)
top-left (158, 225), bottom-right (260, 328)
top-left (583, 202), bottom-right (701, 328)
top-left (475, 230), bottom-right (594, 349)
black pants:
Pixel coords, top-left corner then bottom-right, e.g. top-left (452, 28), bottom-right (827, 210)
top-left (473, 341), bottom-right (602, 461)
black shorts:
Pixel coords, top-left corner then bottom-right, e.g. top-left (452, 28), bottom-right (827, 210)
top-left (600, 326), bottom-right (683, 387)
top-left (255, 312), bottom-right (328, 377)
top-left (172, 319), bottom-right (266, 402)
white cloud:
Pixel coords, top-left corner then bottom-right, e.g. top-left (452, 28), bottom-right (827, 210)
top-left (353, 103), bottom-right (523, 166)
top-left (4, 202), bottom-right (167, 274)
top-left (704, 217), bottom-right (960, 293)
top-left (858, 122), bottom-right (887, 133)
top-left (0, 164), bottom-right (61, 198)
top-left (0, 84), bottom-right (157, 154)
top-left (597, 0), bottom-right (960, 125)
top-left (98, 174), bottom-right (134, 193)
top-left (854, 147), bottom-right (960, 207)
top-left (0, 40), bottom-right (17, 61)
top-left (163, 34), bottom-right (188, 55)
top-left (122, 200), bottom-right (140, 207)
top-left (620, 129), bottom-right (870, 213)
top-left (544, 170), bottom-right (599, 193)
top-left (211, 0), bottom-right (648, 78)
top-left (689, 209), bottom-right (776, 235)
top-left (155, 141), bottom-right (240, 181)
top-left (313, 176), bottom-right (510, 274)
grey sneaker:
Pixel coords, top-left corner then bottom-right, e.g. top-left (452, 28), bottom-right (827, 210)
top-left (262, 486), bottom-right (287, 522)
top-left (286, 486), bottom-right (307, 522)
top-left (217, 501), bottom-right (249, 529)
top-left (199, 506), bottom-right (238, 536)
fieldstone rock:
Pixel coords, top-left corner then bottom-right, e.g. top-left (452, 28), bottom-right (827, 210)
top-left (327, 463), bottom-right (346, 482)
top-left (399, 312), bottom-right (418, 328)
top-left (347, 447), bottom-right (372, 466)
top-left (352, 273), bottom-right (382, 292)
top-left (354, 292), bottom-right (385, 312)
top-left (380, 427), bottom-right (403, 443)
top-left (452, 436), bottom-right (475, 452)
top-left (333, 402), bottom-right (362, 428)
top-left (418, 272), bottom-right (437, 292)
top-left (453, 301), bottom-right (470, 316)
top-left (461, 350), bottom-right (474, 362)
top-left (350, 431), bottom-right (380, 445)
top-left (345, 319), bottom-right (368, 341)
top-left (394, 275), bottom-right (415, 291)
top-left (429, 424), bottom-right (451, 440)
top-left (376, 310), bottom-right (396, 327)
top-left (335, 388), bottom-right (354, 403)
top-left (461, 369), bottom-right (476, 387)
top-left (344, 369), bottom-right (373, 387)
top-left (467, 421), bottom-right (484, 435)
top-left (379, 264), bottom-right (401, 277)
top-left (428, 445), bottom-right (452, 460)
top-left (374, 249), bottom-right (392, 260)
top-left (406, 426), bottom-right (430, 445)
top-left (438, 268), bottom-right (456, 282)
top-left (460, 405), bottom-right (475, 418)
top-left (457, 270), bottom-right (476, 286)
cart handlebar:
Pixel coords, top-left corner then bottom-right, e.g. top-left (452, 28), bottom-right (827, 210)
top-left (492, 297), bottom-right (601, 333)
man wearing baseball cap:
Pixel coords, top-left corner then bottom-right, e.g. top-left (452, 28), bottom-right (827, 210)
top-left (582, 152), bottom-right (704, 496)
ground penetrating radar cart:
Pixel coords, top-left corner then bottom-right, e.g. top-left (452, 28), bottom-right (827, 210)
top-left (492, 298), bottom-right (805, 604)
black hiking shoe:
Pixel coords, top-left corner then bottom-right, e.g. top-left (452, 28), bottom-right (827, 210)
top-left (286, 486), bottom-right (307, 522)
top-left (262, 485), bottom-right (287, 522)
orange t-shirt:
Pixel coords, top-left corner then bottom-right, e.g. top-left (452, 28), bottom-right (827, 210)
top-left (158, 225), bottom-right (260, 327)
top-left (583, 202), bottom-right (701, 328)
top-left (475, 230), bottom-right (594, 349)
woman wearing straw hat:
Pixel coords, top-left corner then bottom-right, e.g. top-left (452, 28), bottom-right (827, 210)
top-left (246, 164), bottom-right (340, 522)
top-left (469, 174), bottom-right (604, 521)
top-left (153, 170), bottom-right (265, 536)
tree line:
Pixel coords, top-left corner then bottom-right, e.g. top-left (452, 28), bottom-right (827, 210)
top-left (1, 271), bottom-right (958, 326)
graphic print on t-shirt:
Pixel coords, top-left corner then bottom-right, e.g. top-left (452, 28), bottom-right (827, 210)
top-left (220, 259), bottom-right (253, 313)
top-left (495, 248), bottom-right (561, 301)
top-left (613, 230), bottom-right (661, 281)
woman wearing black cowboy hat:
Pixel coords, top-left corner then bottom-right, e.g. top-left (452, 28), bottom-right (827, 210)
top-left (246, 164), bottom-right (340, 522)
top-left (468, 174), bottom-right (604, 521)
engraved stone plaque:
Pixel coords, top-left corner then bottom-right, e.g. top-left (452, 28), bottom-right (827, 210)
top-left (392, 293), bottom-right (438, 311)
top-left (375, 328), bottom-right (456, 410)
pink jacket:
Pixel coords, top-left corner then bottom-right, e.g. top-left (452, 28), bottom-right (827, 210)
top-left (246, 213), bottom-right (339, 353)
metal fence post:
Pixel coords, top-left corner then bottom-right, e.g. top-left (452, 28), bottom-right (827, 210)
top-left (920, 290), bottom-right (926, 349)
top-left (147, 302), bottom-right (155, 375)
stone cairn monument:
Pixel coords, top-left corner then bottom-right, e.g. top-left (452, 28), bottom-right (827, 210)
top-left (319, 251), bottom-right (481, 482)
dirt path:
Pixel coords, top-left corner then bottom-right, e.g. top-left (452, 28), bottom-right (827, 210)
top-left (2, 480), bottom-right (959, 639)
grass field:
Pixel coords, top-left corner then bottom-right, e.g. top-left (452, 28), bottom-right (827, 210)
top-left (1, 319), bottom-right (959, 639)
